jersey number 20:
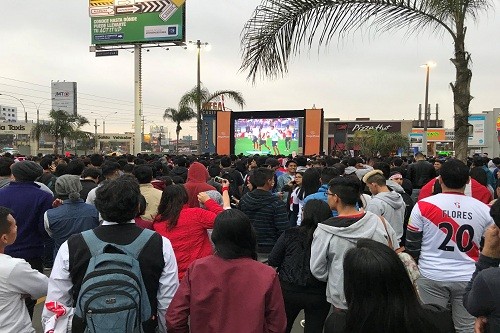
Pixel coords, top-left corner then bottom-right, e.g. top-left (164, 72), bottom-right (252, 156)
top-left (438, 222), bottom-right (475, 252)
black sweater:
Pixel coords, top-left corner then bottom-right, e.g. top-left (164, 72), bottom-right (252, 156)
top-left (463, 254), bottom-right (500, 333)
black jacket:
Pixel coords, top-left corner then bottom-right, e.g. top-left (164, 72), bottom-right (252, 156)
top-left (238, 189), bottom-right (289, 253)
top-left (268, 227), bottom-right (326, 293)
top-left (407, 160), bottom-right (436, 189)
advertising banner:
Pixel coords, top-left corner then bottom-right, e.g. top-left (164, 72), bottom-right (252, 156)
top-left (52, 82), bottom-right (77, 115)
top-left (201, 110), bottom-right (216, 154)
top-left (409, 133), bottom-right (423, 152)
top-left (468, 115), bottom-right (486, 146)
top-left (328, 121), bottom-right (402, 134)
top-left (90, 0), bottom-right (185, 45)
top-left (304, 109), bottom-right (323, 155)
top-left (411, 128), bottom-right (446, 141)
top-left (216, 111), bottom-right (231, 155)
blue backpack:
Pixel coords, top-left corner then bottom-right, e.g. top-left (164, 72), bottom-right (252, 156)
top-left (75, 229), bottom-right (155, 333)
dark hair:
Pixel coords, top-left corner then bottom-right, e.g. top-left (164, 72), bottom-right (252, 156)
top-left (490, 199), bottom-right (500, 228)
top-left (82, 167), bottom-right (101, 179)
top-left (301, 199), bottom-right (331, 246)
top-left (344, 239), bottom-right (436, 333)
top-left (470, 167), bottom-right (488, 187)
top-left (299, 168), bottom-right (321, 200)
top-left (373, 162), bottom-right (391, 179)
top-left (66, 159), bottom-right (85, 176)
top-left (54, 163), bottom-right (67, 177)
top-left (329, 177), bottom-right (360, 206)
top-left (440, 159), bottom-right (469, 189)
top-left (175, 156), bottom-right (188, 167)
top-left (472, 156), bottom-right (485, 167)
top-left (95, 176), bottom-right (140, 223)
top-left (39, 157), bottom-right (53, 170)
top-left (101, 161), bottom-right (121, 178)
top-left (320, 167), bottom-right (340, 184)
top-left (208, 164), bottom-right (221, 178)
top-left (90, 154), bottom-right (104, 167)
top-left (365, 172), bottom-right (386, 186)
top-left (211, 209), bottom-right (257, 260)
top-left (157, 184), bottom-right (188, 230)
top-left (347, 158), bottom-right (357, 167)
top-left (392, 158), bottom-right (403, 167)
top-left (133, 165), bottom-right (153, 184)
top-left (0, 157), bottom-right (14, 177)
top-left (0, 206), bottom-right (13, 236)
top-left (137, 194), bottom-right (147, 216)
top-left (285, 159), bottom-right (297, 167)
top-left (220, 156), bottom-right (232, 168)
top-left (250, 167), bottom-right (274, 187)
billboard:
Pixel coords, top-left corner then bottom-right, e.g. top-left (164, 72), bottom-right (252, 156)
top-left (51, 82), bottom-right (77, 115)
top-left (411, 128), bottom-right (446, 141)
top-left (468, 115), bottom-right (486, 146)
top-left (90, 0), bottom-right (185, 45)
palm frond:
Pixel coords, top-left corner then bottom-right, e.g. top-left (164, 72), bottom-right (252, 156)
top-left (206, 90), bottom-right (246, 109)
top-left (241, 0), bottom-right (461, 81)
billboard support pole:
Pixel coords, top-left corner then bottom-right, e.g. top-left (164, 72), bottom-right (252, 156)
top-left (134, 44), bottom-right (142, 155)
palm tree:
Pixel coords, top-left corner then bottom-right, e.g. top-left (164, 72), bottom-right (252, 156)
top-left (31, 110), bottom-right (89, 154)
top-left (179, 84), bottom-right (245, 154)
top-left (241, 0), bottom-right (488, 161)
top-left (163, 106), bottom-right (197, 154)
top-left (349, 130), bottom-right (409, 157)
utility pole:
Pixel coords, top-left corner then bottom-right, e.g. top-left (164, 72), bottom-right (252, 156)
top-left (94, 119), bottom-right (99, 153)
top-left (134, 44), bottom-right (142, 155)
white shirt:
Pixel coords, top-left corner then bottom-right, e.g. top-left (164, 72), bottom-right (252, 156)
top-left (408, 193), bottom-right (493, 281)
top-left (0, 254), bottom-right (48, 333)
top-left (41, 221), bottom-right (179, 332)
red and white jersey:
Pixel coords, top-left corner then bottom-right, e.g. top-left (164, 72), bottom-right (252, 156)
top-left (408, 192), bottom-right (493, 282)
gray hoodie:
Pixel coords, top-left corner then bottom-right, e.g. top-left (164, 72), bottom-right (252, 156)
top-left (365, 191), bottom-right (405, 244)
top-left (310, 211), bottom-right (398, 309)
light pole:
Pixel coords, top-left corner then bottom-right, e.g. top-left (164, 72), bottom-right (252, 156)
top-left (420, 62), bottom-right (436, 157)
top-left (91, 111), bottom-right (117, 134)
top-left (0, 93), bottom-right (26, 123)
top-left (188, 39), bottom-right (210, 154)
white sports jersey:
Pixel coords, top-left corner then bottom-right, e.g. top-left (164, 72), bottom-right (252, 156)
top-left (408, 193), bottom-right (493, 282)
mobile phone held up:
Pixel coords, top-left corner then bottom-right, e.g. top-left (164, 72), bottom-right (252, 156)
top-left (214, 176), bottom-right (225, 183)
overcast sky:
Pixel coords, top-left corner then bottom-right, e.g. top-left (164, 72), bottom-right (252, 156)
top-left (1, 0), bottom-right (499, 138)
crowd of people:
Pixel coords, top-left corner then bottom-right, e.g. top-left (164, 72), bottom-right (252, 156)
top-left (0, 150), bottom-right (499, 333)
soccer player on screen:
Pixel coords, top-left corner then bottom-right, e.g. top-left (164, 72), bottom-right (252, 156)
top-left (259, 125), bottom-right (271, 152)
top-left (284, 126), bottom-right (293, 151)
top-left (270, 125), bottom-right (280, 155)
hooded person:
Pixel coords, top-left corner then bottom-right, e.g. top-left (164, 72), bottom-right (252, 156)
top-left (44, 175), bottom-right (99, 257)
top-left (184, 162), bottom-right (216, 208)
top-left (363, 170), bottom-right (406, 246)
top-left (310, 176), bottom-right (398, 310)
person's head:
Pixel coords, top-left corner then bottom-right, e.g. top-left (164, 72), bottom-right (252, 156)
top-left (372, 162), bottom-right (391, 179)
top-left (175, 156), bottom-right (188, 167)
top-left (133, 165), bottom-right (154, 184)
top-left (65, 159), bottom-right (85, 176)
top-left (10, 161), bottom-right (43, 182)
top-left (208, 164), bottom-right (221, 178)
top-left (55, 175), bottom-right (83, 201)
top-left (137, 194), bottom-right (147, 217)
top-left (362, 170), bottom-right (388, 195)
top-left (250, 167), bottom-right (275, 190)
top-left (389, 172), bottom-right (404, 186)
top-left (299, 167), bottom-right (321, 200)
top-left (320, 167), bottom-right (340, 185)
top-left (490, 199), bottom-right (500, 228)
top-left (470, 167), bottom-right (488, 187)
top-left (347, 157), bottom-right (357, 167)
top-left (439, 159), bottom-right (469, 190)
top-left (220, 156), bottom-right (232, 168)
top-left (294, 171), bottom-right (304, 186)
top-left (94, 175), bottom-right (141, 223)
top-left (343, 239), bottom-right (426, 332)
top-left (0, 206), bottom-right (16, 249)
top-left (39, 157), bottom-right (54, 171)
top-left (392, 157), bottom-right (403, 167)
top-left (327, 176), bottom-right (360, 210)
top-left (0, 157), bottom-right (14, 177)
top-left (433, 159), bottom-right (444, 171)
top-left (414, 152), bottom-right (425, 161)
top-left (285, 159), bottom-right (297, 174)
top-left (472, 156), bottom-right (485, 167)
top-left (81, 167), bottom-right (101, 182)
top-left (101, 161), bottom-right (121, 180)
top-left (492, 157), bottom-right (500, 167)
top-left (211, 209), bottom-right (257, 260)
top-left (265, 158), bottom-right (279, 170)
top-left (157, 184), bottom-right (188, 230)
top-left (89, 154), bottom-right (104, 167)
top-left (301, 199), bottom-right (331, 233)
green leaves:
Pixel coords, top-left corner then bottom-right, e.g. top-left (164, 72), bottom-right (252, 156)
top-left (349, 129), bottom-right (409, 156)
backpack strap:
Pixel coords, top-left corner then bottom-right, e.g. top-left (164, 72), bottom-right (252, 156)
top-left (81, 228), bottom-right (156, 259)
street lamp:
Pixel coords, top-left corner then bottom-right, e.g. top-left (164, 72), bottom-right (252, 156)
top-left (188, 39), bottom-right (210, 154)
top-left (91, 111), bottom-right (118, 134)
top-left (420, 62), bottom-right (436, 157)
top-left (0, 93), bottom-right (26, 123)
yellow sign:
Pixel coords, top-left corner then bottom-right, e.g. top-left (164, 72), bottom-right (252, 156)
top-left (170, 0), bottom-right (185, 7)
top-left (89, 0), bottom-right (113, 6)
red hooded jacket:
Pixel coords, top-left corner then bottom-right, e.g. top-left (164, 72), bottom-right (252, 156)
top-left (184, 162), bottom-right (216, 208)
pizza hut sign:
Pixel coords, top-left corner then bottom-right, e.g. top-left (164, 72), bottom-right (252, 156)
top-left (348, 122), bottom-right (401, 133)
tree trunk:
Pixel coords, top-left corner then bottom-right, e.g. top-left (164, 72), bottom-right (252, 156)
top-left (176, 130), bottom-right (180, 154)
top-left (53, 135), bottom-right (59, 155)
top-left (450, 29), bottom-right (472, 162)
